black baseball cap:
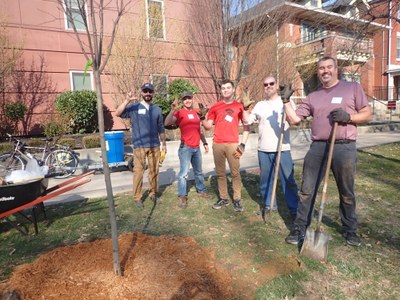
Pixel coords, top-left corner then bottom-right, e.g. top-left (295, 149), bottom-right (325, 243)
top-left (141, 83), bottom-right (154, 91)
top-left (180, 91), bottom-right (193, 99)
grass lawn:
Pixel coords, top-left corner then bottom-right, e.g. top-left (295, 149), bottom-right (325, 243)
top-left (1, 142), bottom-right (399, 299)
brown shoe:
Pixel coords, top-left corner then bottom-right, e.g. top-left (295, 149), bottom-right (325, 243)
top-left (178, 196), bottom-right (188, 209)
top-left (134, 200), bottom-right (144, 209)
top-left (197, 191), bottom-right (210, 199)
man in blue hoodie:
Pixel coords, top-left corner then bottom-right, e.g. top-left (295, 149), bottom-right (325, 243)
top-left (116, 83), bottom-right (166, 208)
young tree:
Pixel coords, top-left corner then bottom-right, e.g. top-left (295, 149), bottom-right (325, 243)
top-left (60, 0), bottom-right (133, 275)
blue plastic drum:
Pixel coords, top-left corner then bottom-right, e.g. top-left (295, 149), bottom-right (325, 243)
top-left (105, 131), bottom-right (124, 163)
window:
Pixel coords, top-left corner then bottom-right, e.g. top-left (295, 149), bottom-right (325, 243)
top-left (341, 72), bottom-right (360, 83)
top-left (64, 0), bottom-right (86, 31)
top-left (301, 22), bottom-right (324, 43)
top-left (397, 3), bottom-right (400, 20)
top-left (70, 71), bottom-right (93, 90)
top-left (151, 74), bottom-right (168, 97)
top-left (147, 0), bottom-right (165, 39)
top-left (397, 35), bottom-right (400, 59)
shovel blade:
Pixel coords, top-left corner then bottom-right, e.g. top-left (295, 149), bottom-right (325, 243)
top-left (300, 228), bottom-right (330, 262)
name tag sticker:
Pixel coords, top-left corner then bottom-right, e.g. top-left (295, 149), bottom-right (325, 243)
top-left (225, 115), bottom-right (233, 122)
top-left (188, 114), bottom-right (194, 119)
top-left (331, 97), bottom-right (343, 104)
top-left (138, 109), bottom-right (146, 115)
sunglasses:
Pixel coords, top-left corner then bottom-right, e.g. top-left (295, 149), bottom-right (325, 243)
top-left (263, 82), bottom-right (276, 87)
top-left (142, 89), bottom-right (154, 94)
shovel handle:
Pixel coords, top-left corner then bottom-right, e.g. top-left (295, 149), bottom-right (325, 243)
top-left (269, 109), bottom-right (286, 210)
top-left (316, 122), bottom-right (338, 229)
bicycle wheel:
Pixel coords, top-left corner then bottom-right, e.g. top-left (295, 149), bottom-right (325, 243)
top-left (0, 153), bottom-right (25, 178)
top-left (45, 149), bottom-right (78, 179)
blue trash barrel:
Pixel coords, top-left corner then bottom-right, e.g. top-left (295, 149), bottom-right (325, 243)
top-left (105, 131), bottom-right (124, 163)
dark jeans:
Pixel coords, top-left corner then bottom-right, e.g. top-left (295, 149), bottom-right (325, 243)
top-left (294, 141), bottom-right (357, 234)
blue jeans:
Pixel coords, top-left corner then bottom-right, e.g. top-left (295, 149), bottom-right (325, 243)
top-left (258, 150), bottom-right (299, 216)
top-left (178, 145), bottom-right (207, 197)
top-left (294, 141), bottom-right (357, 233)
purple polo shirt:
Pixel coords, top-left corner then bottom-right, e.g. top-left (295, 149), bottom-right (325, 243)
top-left (296, 80), bottom-right (369, 141)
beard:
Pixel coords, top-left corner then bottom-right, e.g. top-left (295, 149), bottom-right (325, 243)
top-left (143, 95), bottom-right (153, 102)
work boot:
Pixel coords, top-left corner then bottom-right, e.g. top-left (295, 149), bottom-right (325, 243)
top-left (343, 232), bottom-right (361, 247)
top-left (212, 199), bottom-right (229, 209)
top-left (178, 196), bottom-right (188, 209)
top-left (134, 200), bottom-right (144, 209)
top-left (285, 225), bottom-right (305, 245)
top-left (233, 200), bottom-right (243, 212)
top-left (150, 195), bottom-right (161, 204)
top-left (197, 191), bottom-right (210, 199)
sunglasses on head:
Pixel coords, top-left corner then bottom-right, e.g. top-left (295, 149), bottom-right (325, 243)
top-left (142, 89), bottom-right (154, 93)
top-left (263, 82), bottom-right (276, 87)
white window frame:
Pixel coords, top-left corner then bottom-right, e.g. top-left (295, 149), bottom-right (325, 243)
top-left (69, 71), bottom-right (94, 91)
top-left (145, 0), bottom-right (166, 40)
top-left (151, 74), bottom-right (168, 97)
top-left (63, 0), bottom-right (88, 31)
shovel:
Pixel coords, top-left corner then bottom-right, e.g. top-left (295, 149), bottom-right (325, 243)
top-left (300, 122), bottom-right (338, 262)
top-left (262, 110), bottom-right (286, 222)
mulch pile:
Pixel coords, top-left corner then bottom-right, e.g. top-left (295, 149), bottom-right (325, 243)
top-left (1, 233), bottom-right (232, 299)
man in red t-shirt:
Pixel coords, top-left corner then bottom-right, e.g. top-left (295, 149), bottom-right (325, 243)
top-left (164, 91), bottom-right (210, 209)
top-left (202, 79), bottom-right (250, 212)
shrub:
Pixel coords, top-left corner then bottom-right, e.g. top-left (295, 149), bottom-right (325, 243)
top-left (4, 101), bottom-right (27, 133)
top-left (55, 90), bottom-right (98, 134)
top-left (57, 137), bottom-right (76, 149)
top-left (0, 143), bottom-right (13, 154)
top-left (44, 116), bottom-right (71, 137)
top-left (82, 135), bottom-right (101, 149)
top-left (168, 79), bottom-right (201, 100)
top-left (27, 138), bottom-right (44, 147)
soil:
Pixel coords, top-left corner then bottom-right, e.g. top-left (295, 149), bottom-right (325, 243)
top-left (0, 232), bottom-right (300, 300)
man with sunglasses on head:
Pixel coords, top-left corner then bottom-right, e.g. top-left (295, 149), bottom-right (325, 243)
top-left (244, 75), bottom-right (299, 220)
top-left (116, 83), bottom-right (166, 209)
top-left (164, 91), bottom-right (210, 209)
top-left (202, 79), bottom-right (250, 212)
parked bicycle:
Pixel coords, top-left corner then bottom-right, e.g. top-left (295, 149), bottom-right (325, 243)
top-left (0, 133), bottom-right (79, 179)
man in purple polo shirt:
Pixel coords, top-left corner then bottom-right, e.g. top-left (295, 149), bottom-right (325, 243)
top-left (282, 56), bottom-right (372, 247)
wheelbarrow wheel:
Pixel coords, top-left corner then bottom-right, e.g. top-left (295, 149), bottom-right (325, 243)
top-left (128, 157), bottom-right (134, 172)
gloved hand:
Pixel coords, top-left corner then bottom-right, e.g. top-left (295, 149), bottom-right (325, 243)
top-left (232, 143), bottom-right (245, 159)
top-left (241, 90), bottom-right (255, 111)
top-left (197, 103), bottom-right (209, 120)
top-left (159, 150), bottom-right (166, 166)
top-left (279, 84), bottom-right (293, 103)
top-left (330, 108), bottom-right (351, 123)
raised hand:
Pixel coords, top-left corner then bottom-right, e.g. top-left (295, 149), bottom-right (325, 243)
top-left (171, 97), bottom-right (179, 111)
top-left (197, 103), bottom-right (209, 120)
top-left (241, 90), bottom-right (255, 111)
top-left (279, 84), bottom-right (293, 103)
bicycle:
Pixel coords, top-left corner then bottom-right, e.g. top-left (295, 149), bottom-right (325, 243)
top-left (0, 133), bottom-right (79, 179)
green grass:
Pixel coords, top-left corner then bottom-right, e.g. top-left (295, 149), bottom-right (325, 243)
top-left (1, 142), bottom-right (400, 299)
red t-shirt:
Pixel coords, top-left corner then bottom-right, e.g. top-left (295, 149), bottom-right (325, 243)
top-left (207, 100), bottom-right (244, 143)
top-left (174, 108), bottom-right (201, 148)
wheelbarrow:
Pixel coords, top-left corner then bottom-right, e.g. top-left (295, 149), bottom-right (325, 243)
top-left (0, 170), bottom-right (95, 235)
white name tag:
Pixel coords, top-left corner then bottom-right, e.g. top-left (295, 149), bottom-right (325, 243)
top-left (188, 114), bottom-right (194, 119)
top-left (138, 109), bottom-right (146, 115)
top-left (331, 97), bottom-right (343, 104)
top-left (225, 115), bottom-right (233, 122)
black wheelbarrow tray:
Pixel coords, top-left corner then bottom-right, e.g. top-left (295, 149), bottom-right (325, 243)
top-left (0, 170), bottom-right (95, 235)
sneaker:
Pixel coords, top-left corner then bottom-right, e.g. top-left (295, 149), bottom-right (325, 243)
top-left (178, 196), bottom-right (188, 209)
top-left (285, 226), bottom-right (305, 245)
top-left (150, 195), bottom-right (161, 204)
top-left (212, 199), bottom-right (229, 209)
top-left (344, 232), bottom-right (361, 247)
top-left (197, 191), bottom-right (210, 199)
top-left (233, 200), bottom-right (243, 212)
top-left (134, 200), bottom-right (144, 209)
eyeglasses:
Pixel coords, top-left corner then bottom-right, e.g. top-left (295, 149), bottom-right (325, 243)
top-left (142, 89), bottom-right (154, 94)
top-left (263, 82), bottom-right (276, 87)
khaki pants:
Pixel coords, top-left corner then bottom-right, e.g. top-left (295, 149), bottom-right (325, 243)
top-left (133, 147), bottom-right (160, 201)
top-left (212, 143), bottom-right (241, 200)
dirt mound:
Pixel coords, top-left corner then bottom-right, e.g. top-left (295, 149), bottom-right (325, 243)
top-left (1, 233), bottom-right (232, 300)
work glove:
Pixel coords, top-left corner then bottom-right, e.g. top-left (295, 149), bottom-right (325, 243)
top-left (241, 90), bottom-right (255, 111)
top-left (159, 150), bottom-right (166, 166)
top-left (232, 143), bottom-right (245, 159)
top-left (279, 84), bottom-right (293, 104)
top-left (330, 108), bottom-right (351, 123)
top-left (197, 103), bottom-right (209, 120)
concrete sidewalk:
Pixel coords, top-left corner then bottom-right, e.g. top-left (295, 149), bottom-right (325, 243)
top-left (46, 126), bottom-right (400, 204)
